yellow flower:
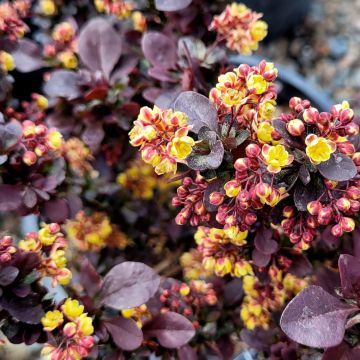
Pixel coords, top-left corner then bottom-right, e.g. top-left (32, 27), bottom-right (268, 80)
top-left (169, 136), bottom-right (195, 160)
top-left (305, 134), bottom-right (336, 164)
top-left (57, 268), bottom-right (72, 285)
top-left (35, 95), bottom-right (49, 110)
top-left (256, 121), bottom-right (276, 143)
top-left (132, 11), bottom-right (147, 32)
top-left (94, 0), bottom-right (105, 12)
top-left (19, 238), bottom-right (39, 251)
top-left (52, 250), bottom-right (67, 268)
top-left (62, 298), bottom-right (84, 320)
top-left (259, 99), bottom-right (276, 120)
top-left (78, 314), bottom-right (94, 336)
top-left (154, 157), bottom-right (177, 175)
top-left (122, 308), bottom-right (135, 318)
top-left (0, 51), bottom-right (15, 72)
top-left (38, 226), bottom-right (57, 245)
top-left (47, 130), bottom-right (63, 150)
top-left (224, 180), bottom-right (241, 198)
top-left (250, 20), bottom-right (268, 42)
top-left (41, 310), bottom-right (64, 331)
top-left (39, 0), bottom-right (56, 15)
top-left (247, 74), bottom-right (267, 95)
top-left (229, 3), bottom-right (248, 16)
top-left (234, 261), bottom-right (253, 277)
top-left (58, 51), bottom-right (78, 69)
top-left (225, 226), bottom-right (248, 246)
top-left (262, 144), bottom-right (293, 173)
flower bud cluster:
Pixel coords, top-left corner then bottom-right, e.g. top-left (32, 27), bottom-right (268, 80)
top-left (19, 223), bottom-right (72, 286)
top-left (210, 3), bottom-right (267, 55)
top-left (41, 298), bottom-right (94, 360)
top-left (94, 0), bottom-right (133, 19)
top-left (160, 280), bottom-right (217, 329)
top-left (0, 235), bottom-right (17, 263)
top-left (194, 226), bottom-right (253, 278)
top-left (129, 106), bottom-right (195, 175)
top-left (172, 174), bottom-right (210, 226)
top-left (20, 119), bottom-right (63, 166)
top-left (241, 267), bottom-right (307, 330)
top-left (180, 248), bottom-right (213, 280)
top-left (121, 304), bottom-right (151, 328)
top-left (65, 211), bottom-right (130, 251)
top-left (209, 60), bottom-right (278, 127)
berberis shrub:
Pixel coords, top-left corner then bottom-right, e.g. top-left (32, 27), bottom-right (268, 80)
top-left (1, 0), bottom-right (360, 359)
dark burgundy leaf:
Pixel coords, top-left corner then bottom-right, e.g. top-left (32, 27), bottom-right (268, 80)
top-left (338, 254), bottom-right (360, 299)
top-left (143, 312), bottom-right (195, 348)
top-left (353, 228), bottom-right (360, 257)
top-left (110, 54), bottom-right (138, 84)
top-left (143, 87), bottom-right (162, 103)
top-left (155, 0), bottom-right (192, 11)
top-left (0, 184), bottom-right (22, 211)
top-left (293, 181), bottom-right (324, 211)
top-left (43, 199), bottom-right (69, 223)
top-left (223, 278), bottom-right (243, 306)
top-left (317, 153), bottom-right (357, 181)
top-left (321, 225), bottom-right (340, 249)
top-left (187, 140), bottom-right (224, 170)
top-left (44, 70), bottom-right (82, 100)
top-left (254, 226), bottom-right (278, 255)
top-left (80, 257), bottom-right (102, 297)
top-left (322, 342), bottom-right (351, 360)
top-left (177, 345), bottom-right (198, 360)
top-left (141, 32), bottom-right (177, 70)
top-left (280, 285), bottom-right (357, 348)
top-left (148, 66), bottom-right (176, 82)
top-left (155, 87), bottom-right (181, 109)
top-left (100, 262), bottom-right (160, 310)
top-left (78, 17), bottom-right (123, 78)
top-left (298, 165), bottom-right (311, 185)
top-left (272, 119), bottom-right (303, 148)
top-left (82, 125), bottom-right (105, 149)
top-left (252, 248), bottom-right (271, 267)
top-left (240, 328), bottom-right (274, 352)
top-left (286, 252), bottom-right (313, 277)
top-left (104, 317), bottom-right (143, 351)
top-left (0, 266), bottom-right (19, 286)
top-left (173, 91), bottom-right (218, 133)
top-left (23, 188), bottom-right (37, 209)
top-left (216, 336), bottom-right (235, 360)
top-left (315, 267), bottom-right (341, 297)
top-left (0, 120), bottom-right (22, 153)
top-left (12, 284), bottom-right (31, 298)
top-left (12, 39), bottom-right (45, 72)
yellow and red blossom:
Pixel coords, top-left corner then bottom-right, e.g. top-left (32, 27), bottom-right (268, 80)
top-left (0, 51), bottom-right (15, 73)
top-left (52, 21), bottom-right (75, 43)
top-left (94, 0), bottom-right (133, 19)
top-left (129, 106), bottom-right (195, 175)
top-left (122, 304), bottom-right (151, 328)
top-left (305, 134), bottom-right (336, 164)
top-left (210, 3), bottom-right (267, 55)
top-left (0, 1), bottom-right (30, 40)
top-left (180, 249), bottom-right (213, 280)
top-left (262, 144), bottom-right (294, 173)
top-left (132, 11), bottom-right (147, 32)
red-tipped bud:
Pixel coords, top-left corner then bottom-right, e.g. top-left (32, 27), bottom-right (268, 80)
top-left (255, 182), bottom-right (272, 199)
top-left (183, 177), bottom-right (193, 187)
top-left (289, 97), bottom-right (302, 110)
top-left (289, 232), bottom-right (301, 243)
top-left (183, 307), bottom-right (193, 316)
top-left (339, 108), bottom-right (354, 124)
top-left (303, 107), bottom-right (319, 124)
top-left (35, 124), bottom-right (47, 136)
top-left (287, 119), bottom-right (305, 136)
top-left (234, 158), bottom-right (249, 172)
top-left (345, 123), bottom-right (359, 136)
top-left (346, 186), bottom-right (360, 200)
top-left (172, 197), bottom-right (181, 207)
top-left (194, 201), bottom-right (206, 216)
top-left (35, 144), bottom-right (47, 157)
top-left (324, 179), bottom-right (338, 189)
top-left (245, 143), bottom-right (261, 158)
top-left (22, 151), bottom-right (37, 166)
top-left (337, 142), bottom-right (355, 156)
top-left (317, 207), bottom-right (333, 225)
top-left (177, 186), bottom-right (188, 198)
top-left (307, 201), bottom-right (321, 215)
top-left (331, 224), bottom-right (343, 237)
top-left (336, 197), bottom-right (351, 212)
top-left (209, 191), bottom-right (224, 206)
top-left (0, 253), bottom-right (11, 263)
top-left (244, 212), bottom-right (257, 225)
top-left (306, 216), bottom-right (318, 228)
top-left (282, 206), bottom-right (294, 218)
top-left (175, 209), bottom-right (190, 225)
top-left (318, 112), bottom-right (331, 125)
top-left (22, 120), bottom-right (36, 137)
top-left (340, 217), bottom-right (355, 232)
top-left (78, 336), bottom-right (95, 349)
top-left (302, 231), bottom-right (313, 243)
top-left (63, 322), bottom-right (77, 338)
top-left (270, 129), bottom-right (282, 141)
top-left (350, 200), bottom-right (360, 213)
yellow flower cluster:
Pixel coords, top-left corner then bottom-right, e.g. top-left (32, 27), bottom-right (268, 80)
top-left (121, 304), bottom-right (151, 328)
top-left (66, 211), bottom-right (129, 251)
top-left (0, 51), bottom-right (15, 73)
top-left (195, 226), bottom-right (253, 277)
top-left (94, 0), bottom-right (133, 19)
top-left (19, 223), bottom-right (72, 286)
top-left (210, 3), bottom-right (268, 55)
top-left (180, 248), bottom-right (213, 280)
top-left (262, 144), bottom-right (294, 173)
top-left (129, 106), bottom-right (195, 175)
top-left (305, 134), bottom-right (336, 164)
top-left (41, 298), bottom-right (94, 360)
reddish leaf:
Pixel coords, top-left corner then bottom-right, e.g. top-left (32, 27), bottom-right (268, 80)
top-left (317, 153), bottom-right (357, 182)
top-left (143, 312), bottom-right (195, 349)
top-left (0, 266), bottom-right (19, 286)
top-left (100, 262), bottom-right (160, 310)
top-left (44, 70), bottom-right (82, 100)
top-left (280, 285), bottom-right (357, 348)
top-left (141, 32), bottom-right (177, 70)
top-left (104, 317), bottom-right (143, 351)
top-left (12, 39), bottom-right (45, 72)
top-left (78, 17), bottom-right (123, 79)
top-left (252, 248), bottom-right (271, 267)
top-left (80, 257), bottom-right (102, 297)
top-left (177, 345), bottom-right (197, 360)
top-left (254, 226), bottom-right (278, 255)
top-left (339, 254), bottom-right (360, 299)
top-left (0, 184), bottom-right (22, 211)
top-left (43, 199), bottom-right (69, 223)
top-left (155, 0), bottom-right (192, 11)
top-left (0, 120), bottom-right (22, 153)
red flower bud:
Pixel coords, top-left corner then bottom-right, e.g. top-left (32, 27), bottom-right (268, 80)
top-left (352, 152), bottom-right (360, 166)
top-left (282, 206), bottom-right (294, 218)
top-left (234, 158), bottom-right (249, 172)
top-left (255, 182), bottom-right (272, 198)
top-left (345, 123), bottom-right (359, 136)
top-left (337, 142), bottom-right (355, 156)
top-left (245, 143), bottom-right (261, 158)
top-left (317, 207), bottom-right (333, 225)
top-left (209, 191), bottom-right (224, 206)
top-left (307, 201), bottom-right (321, 216)
top-left (339, 108), bottom-right (354, 124)
top-left (340, 217), bottom-right (355, 232)
top-left (244, 212), bottom-right (257, 225)
top-left (22, 151), bottom-right (37, 166)
top-left (346, 186), bottom-right (360, 200)
top-left (303, 107), bottom-right (319, 124)
top-left (331, 224), bottom-right (343, 237)
top-left (287, 119), bottom-right (305, 136)
top-left (336, 197), bottom-right (351, 212)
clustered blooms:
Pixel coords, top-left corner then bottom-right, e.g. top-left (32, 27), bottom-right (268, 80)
top-left (0, 0), bottom-right (30, 42)
top-left (180, 248), bottom-right (213, 280)
top-left (0, 235), bottom-right (17, 263)
top-left (241, 267), bottom-right (307, 330)
top-left (210, 3), bottom-right (268, 55)
top-left (20, 119), bottom-right (63, 166)
top-left (19, 223), bottom-right (72, 286)
top-left (63, 138), bottom-right (94, 177)
top-left (159, 280), bottom-right (217, 329)
top-left (194, 226), bottom-right (253, 277)
top-left (44, 21), bottom-right (78, 69)
top-left (121, 304), bottom-right (152, 328)
top-left (41, 298), bottom-right (94, 360)
top-left (65, 211), bottom-right (129, 251)
top-left (129, 106), bottom-right (195, 175)
top-left (210, 61), bottom-right (278, 131)
top-left (172, 174), bottom-right (211, 226)
top-left (94, 0), bottom-right (133, 19)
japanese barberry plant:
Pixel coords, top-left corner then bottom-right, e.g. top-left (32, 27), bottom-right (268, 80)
top-left (1, 0), bottom-right (360, 359)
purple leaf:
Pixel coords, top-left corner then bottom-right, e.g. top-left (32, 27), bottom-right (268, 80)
top-left (82, 124), bottom-right (105, 149)
top-left (240, 328), bottom-right (274, 352)
top-left (110, 54), bottom-right (138, 84)
top-left (23, 188), bottom-right (37, 209)
top-left (317, 153), bottom-right (357, 181)
top-left (252, 248), bottom-right (271, 267)
top-left (0, 184), bottom-right (23, 211)
top-left (280, 285), bottom-right (357, 348)
top-left (272, 119), bottom-right (303, 148)
top-left (254, 226), bottom-right (278, 255)
top-left (80, 257), bottom-right (102, 297)
top-left (142, 32), bottom-right (177, 70)
top-left (78, 17), bottom-right (123, 79)
top-left (44, 70), bottom-right (82, 100)
top-left (104, 317), bottom-right (143, 351)
top-left (223, 278), bottom-right (243, 306)
top-left (0, 266), bottom-right (19, 286)
top-left (321, 225), bottom-right (340, 249)
top-left (293, 181), bottom-right (325, 212)
top-left (100, 262), bottom-right (160, 310)
top-left (298, 165), bottom-right (311, 185)
top-left (173, 91), bottom-right (218, 133)
top-left (148, 66), bottom-right (176, 82)
top-left (0, 120), bottom-right (22, 153)
top-left (338, 254), bottom-right (360, 299)
top-left (286, 252), bottom-right (313, 277)
top-left (143, 312), bottom-right (195, 349)
top-left (12, 39), bottom-right (45, 72)
top-left (43, 199), bottom-right (69, 223)
top-left (155, 0), bottom-right (192, 11)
